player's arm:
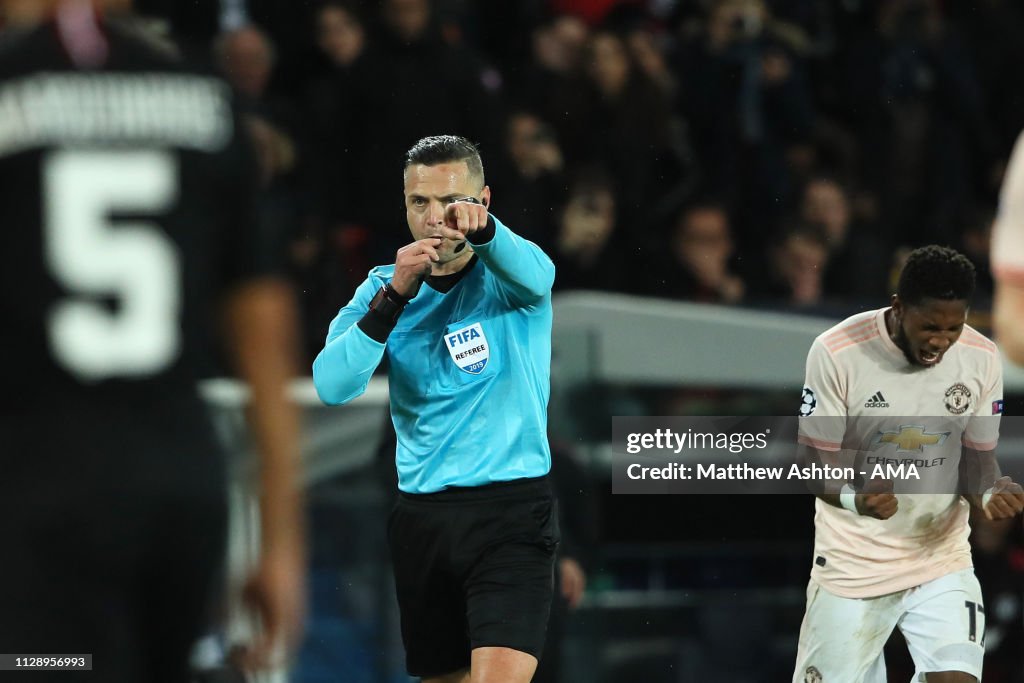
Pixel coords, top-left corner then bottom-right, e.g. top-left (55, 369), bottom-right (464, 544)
top-left (223, 277), bottom-right (306, 668)
top-left (822, 482), bottom-right (899, 520)
top-left (798, 443), bottom-right (898, 519)
top-left (994, 282), bottom-right (1024, 364)
top-left (992, 131), bottom-right (1024, 364)
top-left (312, 276), bottom-right (391, 405)
top-left (213, 103), bottom-right (307, 667)
top-left (798, 338), bottom-right (899, 519)
top-left (959, 353), bottom-right (1024, 518)
top-left (442, 202), bottom-right (555, 307)
top-left (960, 447), bottom-right (1024, 520)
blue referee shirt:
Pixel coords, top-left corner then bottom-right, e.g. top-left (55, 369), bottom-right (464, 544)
top-left (313, 215), bottom-right (554, 494)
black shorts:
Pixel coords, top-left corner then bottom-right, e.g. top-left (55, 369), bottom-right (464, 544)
top-left (387, 475), bottom-right (560, 678)
top-left (0, 407), bottom-right (228, 683)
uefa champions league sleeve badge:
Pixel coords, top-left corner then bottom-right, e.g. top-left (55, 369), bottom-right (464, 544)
top-left (799, 387), bottom-right (817, 417)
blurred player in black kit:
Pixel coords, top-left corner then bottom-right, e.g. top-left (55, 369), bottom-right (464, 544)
top-left (0, 1), bottom-right (306, 681)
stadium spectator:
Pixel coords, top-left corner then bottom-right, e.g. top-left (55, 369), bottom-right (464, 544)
top-left (799, 174), bottom-right (888, 304)
top-left (835, 0), bottom-right (995, 248)
top-left (288, 3), bottom-right (377, 362)
top-left (671, 0), bottom-right (816, 252)
top-left (764, 225), bottom-right (830, 308)
top-left (551, 166), bottom-right (632, 292)
top-left (213, 24), bottom-right (303, 208)
top-left (644, 200), bottom-right (745, 304)
top-left (216, 25), bottom-right (312, 354)
top-left (216, 24), bottom-right (276, 101)
top-left (314, 0), bottom-right (365, 69)
top-left (549, 0), bottom-right (627, 27)
top-left (948, 0), bottom-right (1024, 177)
top-left (957, 206), bottom-right (996, 309)
top-left (487, 110), bottom-right (567, 255)
top-left (303, 0), bottom-right (369, 219)
top-left (515, 14), bottom-right (592, 164)
top-left (580, 28), bottom-right (683, 220)
top-left (624, 20), bottom-right (676, 96)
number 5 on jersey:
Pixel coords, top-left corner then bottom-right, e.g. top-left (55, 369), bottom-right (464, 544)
top-left (45, 150), bottom-right (181, 381)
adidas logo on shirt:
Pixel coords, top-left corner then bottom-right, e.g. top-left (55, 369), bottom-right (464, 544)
top-left (864, 391), bottom-right (890, 408)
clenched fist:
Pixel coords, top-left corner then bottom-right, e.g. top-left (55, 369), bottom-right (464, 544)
top-left (391, 237), bottom-right (441, 298)
top-left (856, 478), bottom-right (898, 520)
top-left (982, 476), bottom-right (1024, 521)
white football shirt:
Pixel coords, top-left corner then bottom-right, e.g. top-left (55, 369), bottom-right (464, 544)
top-left (798, 308), bottom-right (1002, 598)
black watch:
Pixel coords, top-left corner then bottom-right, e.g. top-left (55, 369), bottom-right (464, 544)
top-left (368, 285), bottom-right (409, 323)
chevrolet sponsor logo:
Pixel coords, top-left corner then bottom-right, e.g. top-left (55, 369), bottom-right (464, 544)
top-left (871, 425), bottom-right (950, 453)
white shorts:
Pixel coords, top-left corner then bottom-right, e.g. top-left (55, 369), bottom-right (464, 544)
top-left (792, 568), bottom-right (985, 683)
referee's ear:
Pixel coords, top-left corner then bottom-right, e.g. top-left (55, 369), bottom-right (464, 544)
top-left (481, 185), bottom-right (491, 210)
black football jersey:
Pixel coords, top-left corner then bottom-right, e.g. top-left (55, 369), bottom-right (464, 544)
top-left (0, 11), bottom-right (276, 412)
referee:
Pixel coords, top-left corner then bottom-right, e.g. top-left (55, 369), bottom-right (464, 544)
top-left (314, 135), bottom-right (558, 683)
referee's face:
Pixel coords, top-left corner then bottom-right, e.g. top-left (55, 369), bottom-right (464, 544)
top-left (404, 161), bottom-right (490, 265)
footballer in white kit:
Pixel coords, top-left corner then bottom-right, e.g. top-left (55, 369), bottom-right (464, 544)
top-left (793, 246), bottom-right (1024, 683)
top-left (992, 130), bottom-right (1024, 365)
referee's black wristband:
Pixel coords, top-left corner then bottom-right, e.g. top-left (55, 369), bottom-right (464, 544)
top-left (358, 284), bottom-right (409, 343)
top-left (467, 215), bottom-right (496, 245)
top-left (384, 283), bottom-right (412, 305)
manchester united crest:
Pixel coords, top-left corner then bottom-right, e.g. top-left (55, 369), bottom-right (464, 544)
top-left (944, 383), bottom-right (972, 415)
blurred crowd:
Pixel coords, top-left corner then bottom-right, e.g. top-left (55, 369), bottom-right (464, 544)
top-left (132, 0), bottom-right (1024, 361)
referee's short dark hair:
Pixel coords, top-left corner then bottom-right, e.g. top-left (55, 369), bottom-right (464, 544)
top-left (405, 135), bottom-right (484, 185)
top-left (897, 245), bottom-right (976, 307)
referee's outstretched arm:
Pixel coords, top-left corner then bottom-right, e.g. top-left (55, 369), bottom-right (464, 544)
top-left (466, 215), bottom-right (555, 308)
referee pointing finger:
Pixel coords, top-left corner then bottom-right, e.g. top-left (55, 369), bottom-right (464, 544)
top-left (313, 135), bottom-right (558, 683)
